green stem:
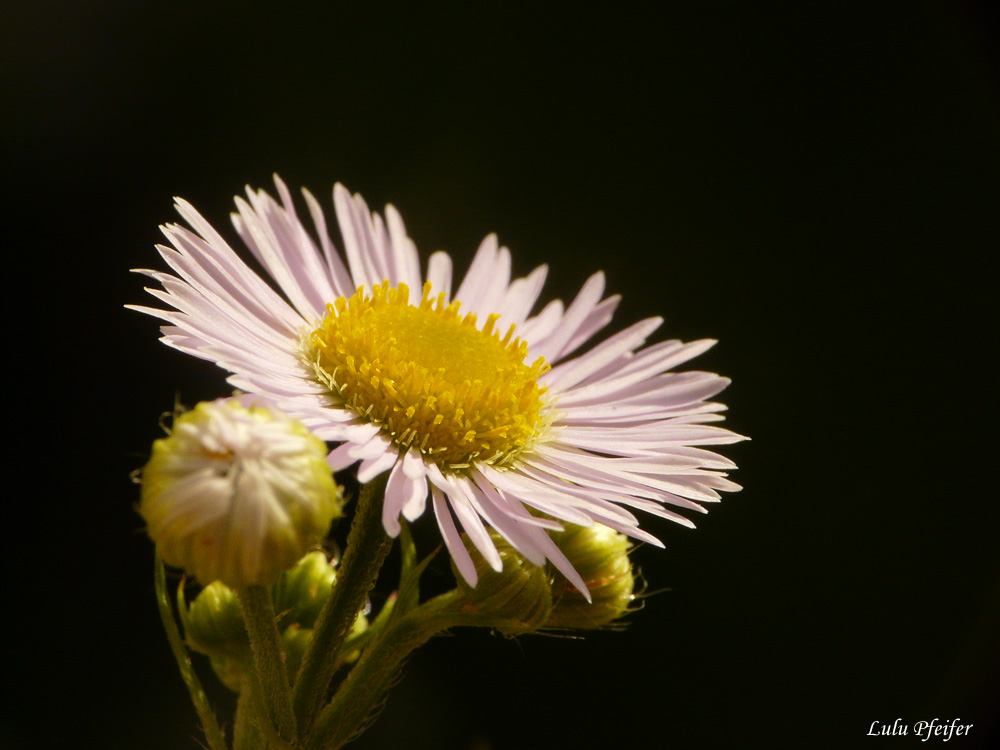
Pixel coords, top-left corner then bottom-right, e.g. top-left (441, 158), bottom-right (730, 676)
top-left (309, 592), bottom-right (465, 749)
top-left (233, 689), bottom-right (265, 750)
top-left (239, 585), bottom-right (298, 746)
top-left (154, 555), bottom-right (229, 750)
top-left (292, 474), bottom-right (393, 736)
top-left (246, 667), bottom-right (298, 750)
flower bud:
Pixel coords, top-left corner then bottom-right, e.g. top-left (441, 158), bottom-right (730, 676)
top-left (185, 581), bottom-right (249, 659)
top-left (282, 614), bottom-right (367, 681)
top-left (340, 610), bottom-right (369, 664)
top-left (209, 655), bottom-right (248, 693)
top-left (453, 533), bottom-right (553, 636)
top-left (546, 524), bottom-right (636, 630)
top-left (281, 624), bottom-right (313, 683)
top-left (182, 581), bottom-right (253, 692)
top-left (272, 550), bottom-right (336, 630)
top-left (182, 551), bottom-right (367, 692)
top-left (139, 398), bottom-right (343, 588)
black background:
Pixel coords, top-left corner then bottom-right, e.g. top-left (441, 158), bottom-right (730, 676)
top-left (3, 2), bottom-right (998, 748)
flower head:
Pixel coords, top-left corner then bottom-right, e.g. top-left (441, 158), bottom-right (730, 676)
top-left (132, 177), bottom-right (744, 596)
top-left (139, 398), bottom-right (342, 587)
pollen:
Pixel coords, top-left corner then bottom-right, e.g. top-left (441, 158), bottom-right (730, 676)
top-left (307, 281), bottom-right (550, 471)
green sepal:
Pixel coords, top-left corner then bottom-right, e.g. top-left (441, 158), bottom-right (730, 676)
top-left (396, 527), bottom-right (440, 616)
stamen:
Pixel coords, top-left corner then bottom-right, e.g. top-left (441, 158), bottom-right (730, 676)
top-left (307, 281), bottom-right (549, 471)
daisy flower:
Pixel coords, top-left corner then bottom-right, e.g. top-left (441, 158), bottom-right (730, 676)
top-left (131, 176), bottom-right (744, 595)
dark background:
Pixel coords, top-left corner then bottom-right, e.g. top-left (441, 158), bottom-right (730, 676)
top-left (3, 1), bottom-right (998, 748)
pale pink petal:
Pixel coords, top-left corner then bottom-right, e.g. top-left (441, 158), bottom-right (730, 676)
top-left (425, 251), bottom-right (453, 299)
top-left (382, 458), bottom-right (408, 537)
top-left (357, 450), bottom-right (399, 483)
top-left (432, 486), bottom-right (476, 585)
top-left (531, 271), bottom-right (606, 363)
top-left (454, 234), bottom-right (498, 308)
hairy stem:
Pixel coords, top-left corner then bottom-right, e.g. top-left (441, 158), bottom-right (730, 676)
top-left (234, 688), bottom-right (265, 750)
top-left (154, 555), bottom-right (229, 750)
top-left (292, 474), bottom-right (393, 737)
top-left (309, 592), bottom-right (464, 749)
top-left (239, 585), bottom-right (298, 746)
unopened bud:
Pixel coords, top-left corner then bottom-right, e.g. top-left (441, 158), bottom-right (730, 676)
top-left (546, 524), bottom-right (636, 629)
top-left (282, 612), bottom-right (367, 681)
top-left (454, 533), bottom-right (552, 636)
top-left (281, 624), bottom-right (313, 683)
top-left (273, 550), bottom-right (336, 630)
top-left (185, 581), bottom-right (249, 659)
top-left (182, 551), bottom-right (366, 692)
top-left (208, 653), bottom-right (249, 693)
top-left (340, 610), bottom-right (369, 664)
top-left (139, 398), bottom-right (343, 588)
top-left (183, 579), bottom-right (252, 692)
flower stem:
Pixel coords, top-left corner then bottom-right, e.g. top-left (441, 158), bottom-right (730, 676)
top-left (154, 555), bottom-right (229, 750)
top-left (309, 591), bottom-right (465, 749)
top-left (238, 585), bottom-right (298, 746)
top-left (233, 689), bottom-right (265, 750)
top-left (292, 473), bottom-right (393, 737)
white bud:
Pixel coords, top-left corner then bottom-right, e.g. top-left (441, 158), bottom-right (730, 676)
top-left (140, 398), bottom-right (342, 587)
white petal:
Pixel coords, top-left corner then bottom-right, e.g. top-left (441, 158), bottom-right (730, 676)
top-left (333, 183), bottom-right (378, 290)
top-left (301, 186), bottom-right (355, 297)
top-left (545, 317), bottom-right (663, 392)
top-left (357, 450), bottom-right (398, 483)
top-left (497, 264), bottom-right (548, 328)
top-left (426, 251), bottom-right (453, 299)
top-left (382, 458), bottom-right (408, 537)
top-left (433, 486), bottom-right (476, 586)
top-left (454, 234), bottom-right (498, 308)
top-left (385, 204), bottom-right (422, 291)
top-left (326, 442), bottom-right (359, 471)
top-left (531, 271), bottom-right (605, 363)
top-left (426, 464), bottom-right (501, 572)
top-left (401, 474), bottom-right (429, 522)
top-left (400, 450), bottom-right (429, 521)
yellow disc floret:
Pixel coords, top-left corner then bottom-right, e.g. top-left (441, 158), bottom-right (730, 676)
top-left (307, 280), bottom-right (549, 471)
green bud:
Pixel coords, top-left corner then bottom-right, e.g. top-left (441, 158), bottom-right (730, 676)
top-left (273, 550), bottom-right (336, 630)
top-left (281, 613), bottom-right (368, 682)
top-left (453, 533), bottom-right (552, 636)
top-left (182, 551), bottom-right (368, 692)
top-left (281, 624), bottom-right (313, 683)
top-left (546, 524), bottom-right (636, 630)
top-left (185, 552), bottom-right (340, 656)
top-left (208, 653), bottom-right (249, 693)
top-left (139, 398), bottom-right (343, 588)
top-left (185, 581), bottom-right (249, 659)
top-left (341, 607), bottom-right (369, 664)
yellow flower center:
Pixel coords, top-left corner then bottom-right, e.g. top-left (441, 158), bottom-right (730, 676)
top-left (307, 280), bottom-right (549, 471)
